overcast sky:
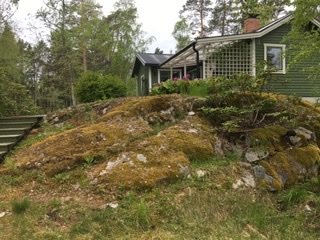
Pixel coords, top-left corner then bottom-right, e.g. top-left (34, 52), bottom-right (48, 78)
top-left (13, 0), bottom-right (186, 53)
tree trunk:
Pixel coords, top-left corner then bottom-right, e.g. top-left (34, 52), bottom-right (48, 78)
top-left (221, 0), bottom-right (226, 36)
top-left (200, 0), bottom-right (204, 37)
top-left (82, 46), bottom-right (87, 72)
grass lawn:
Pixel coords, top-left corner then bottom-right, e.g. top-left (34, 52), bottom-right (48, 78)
top-left (0, 154), bottom-right (318, 240)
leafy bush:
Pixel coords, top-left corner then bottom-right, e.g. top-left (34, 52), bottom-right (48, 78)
top-left (151, 79), bottom-right (209, 97)
top-left (151, 74), bottom-right (264, 97)
top-left (76, 72), bottom-right (126, 103)
top-left (207, 73), bottom-right (263, 96)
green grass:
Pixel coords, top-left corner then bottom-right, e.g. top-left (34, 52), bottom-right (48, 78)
top-left (11, 198), bottom-right (31, 214)
top-left (0, 154), bottom-right (318, 239)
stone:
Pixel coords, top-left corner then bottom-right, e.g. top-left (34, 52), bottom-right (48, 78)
top-left (188, 111), bottom-right (196, 116)
top-left (239, 162), bottom-right (252, 168)
top-left (196, 170), bottom-right (206, 178)
top-left (137, 154), bottom-right (147, 163)
top-left (241, 172), bottom-right (256, 188)
top-left (232, 179), bottom-right (243, 189)
top-left (106, 153), bottom-right (131, 171)
top-left (295, 127), bottom-right (316, 141)
top-left (289, 136), bottom-right (302, 146)
top-left (245, 149), bottom-right (269, 163)
top-left (187, 128), bottom-right (198, 134)
top-left (232, 171), bottom-right (256, 189)
top-left (304, 204), bottom-right (312, 212)
top-left (252, 165), bottom-right (266, 179)
top-left (0, 212), bottom-right (6, 218)
top-left (179, 165), bottom-right (190, 177)
top-left (107, 202), bottom-right (119, 209)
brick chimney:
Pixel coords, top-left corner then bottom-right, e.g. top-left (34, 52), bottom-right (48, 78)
top-left (244, 17), bottom-right (261, 33)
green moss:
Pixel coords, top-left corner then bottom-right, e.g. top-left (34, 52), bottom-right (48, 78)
top-left (260, 144), bottom-right (320, 191)
top-left (289, 145), bottom-right (320, 168)
top-left (248, 126), bottom-right (288, 158)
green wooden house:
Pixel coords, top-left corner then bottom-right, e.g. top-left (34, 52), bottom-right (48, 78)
top-left (135, 14), bottom-right (320, 101)
top-left (131, 53), bottom-right (183, 96)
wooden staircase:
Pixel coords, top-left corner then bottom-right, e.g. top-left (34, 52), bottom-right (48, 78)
top-left (0, 115), bottom-right (45, 161)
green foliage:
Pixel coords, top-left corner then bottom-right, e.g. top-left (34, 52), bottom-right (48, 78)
top-left (0, 72), bottom-right (39, 117)
top-left (172, 17), bottom-right (192, 50)
top-left (11, 198), bottom-right (31, 214)
top-left (179, 0), bottom-right (213, 37)
top-left (151, 79), bottom-right (209, 96)
top-left (54, 172), bottom-right (71, 184)
top-left (207, 73), bottom-right (264, 95)
top-left (76, 71), bottom-right (126, 103)
top-left (132, 200), bottom-right (151, 230)
top-left (278, 187), bottom-right (310, 208)
top-left (126, 78), bottom-right (138, 96)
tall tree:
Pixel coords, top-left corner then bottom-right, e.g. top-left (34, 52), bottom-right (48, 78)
top-left (0, 0), bottom-right (19, 29)
top-left (0, 23), bottom-right (38, 116)
top-left (235, 0), bottom-right (291, 26)
top-left (210, 0), bottom-right (239, 35)
top-left (37, 0), bottom-right (78, 107)
top-left (0, 24), bottom-right (21, 81)
top-left (172, 16), bottom-right (192, 50)
top-left (154, 47), bottom-right (163, 54)
top-left (179, 0), bottom-right (213, 37)
top-left (287, 0), bottom-right (320, 77)
top-left (106, 0), bottom-right (153, 79)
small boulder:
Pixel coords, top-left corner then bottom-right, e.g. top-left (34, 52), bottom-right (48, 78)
top-left (244, 149), bottom-right (269, 163)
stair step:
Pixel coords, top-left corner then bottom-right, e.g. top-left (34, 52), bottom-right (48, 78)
top-left (0, 135), bottom-right (22, 143)
top-left (0, 122), bottom-right (35, 129)
top-left (0, 115), bottom-right (45, 123)
top-left (0, 128), bottom-right (28, 135)
top-left (0, 143), bottom-right (14, 152)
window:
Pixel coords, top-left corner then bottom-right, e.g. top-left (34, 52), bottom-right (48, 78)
top-left (264, 44), bottom-right (286, 74)
top-left (159, 69), bottom-right (182, 82)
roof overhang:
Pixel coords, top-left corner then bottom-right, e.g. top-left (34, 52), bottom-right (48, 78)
top-left (161, 14), bottom-right (320, 69)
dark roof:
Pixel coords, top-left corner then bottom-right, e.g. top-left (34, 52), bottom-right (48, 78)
top-left (136, 53), bottom-right (173, 66)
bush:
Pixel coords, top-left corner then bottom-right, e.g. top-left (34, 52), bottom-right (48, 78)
top-left (151, 79), bottom-right (209, 97)
top-left (76, 72), bottom-right (126, 103)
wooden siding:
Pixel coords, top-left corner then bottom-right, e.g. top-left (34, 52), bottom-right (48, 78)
top-left (135, 62), bottom-right (149, 96)
top-left (255, 23), bottom-right (320, 97)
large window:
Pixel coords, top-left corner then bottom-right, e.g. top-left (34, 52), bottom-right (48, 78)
top-left (159, 69), bottom-right (182, 82)
top-left (264, 44), bottom-right (286, 74)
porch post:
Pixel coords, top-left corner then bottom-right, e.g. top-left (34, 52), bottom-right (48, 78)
top-left (184, 65), bottom-right (187, 78)
top-left (170, 67), bottom-right (173, 79)
top-left (148, 67), bottom-right (152, 92)
top-left (251, 39), bottom-right (256, 77)
top-left (202, 47), bottom-right (207, 79)
top-left (157, 69), bottom-right (161, 83)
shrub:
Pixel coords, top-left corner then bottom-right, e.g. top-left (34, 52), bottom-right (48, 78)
top-left (207, 73), bottom-right (263, 96)
top-left (151, 79), bottom-right (208, 97)
top-left (151, 74), bottom-right (264, 97)
top-left (76, 72), bottom-right (126, 103)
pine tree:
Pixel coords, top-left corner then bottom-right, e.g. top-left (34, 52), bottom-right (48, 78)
top-left (210, 0), bottom-right (239, 35)
top-left (179, 0), bottom-right (213, 37)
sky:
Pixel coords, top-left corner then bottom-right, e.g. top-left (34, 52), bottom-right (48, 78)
top-left (13, 0), bottom-right (186, 54)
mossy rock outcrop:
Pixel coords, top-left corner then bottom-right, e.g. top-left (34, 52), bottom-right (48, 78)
top-left (12, 95), bottom-right (217, 189)
top-left (7, 94), bottom-right (320, 191)
top-left (245, 125), bottom-right (320, 191)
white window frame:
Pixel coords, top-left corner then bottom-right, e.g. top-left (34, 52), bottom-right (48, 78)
top-left (158, 69), bottom-right (182, 82)
top-left (264, 43), bottom-right (286, 74)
